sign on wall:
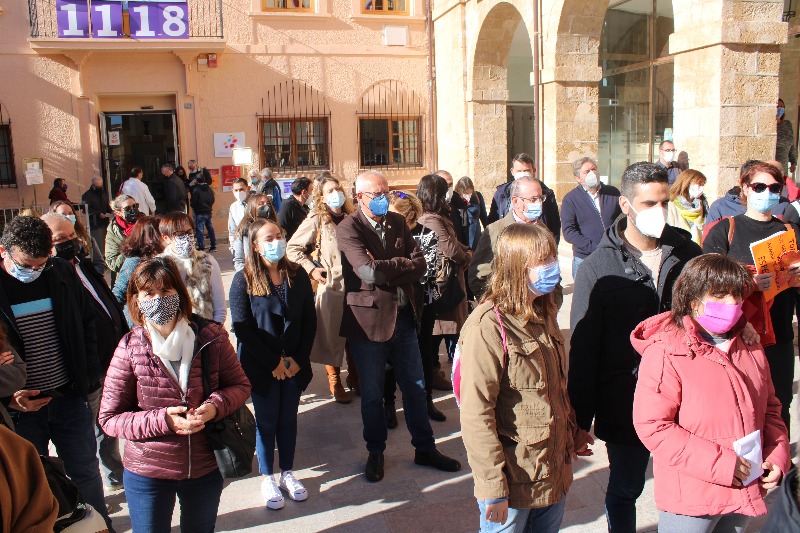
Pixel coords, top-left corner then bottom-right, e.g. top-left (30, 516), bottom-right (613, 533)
top-left (221, 165), bottom-right (241, 193)
top-left (56, 0), bottom-right (189, 39)
top-left (108, 131), bottom-right (121, 146)
top-left (23, 160), bottom-right (45, 186)
top-left (214, 132), bottom-right (245, 158)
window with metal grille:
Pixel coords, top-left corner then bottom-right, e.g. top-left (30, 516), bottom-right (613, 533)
top-left (358, 80), bottom-right (424, 169)
top-left (258, 81), bottom-right (331, 173)
top-left (362, 0), bottom-right (407, 14)
top-left (0, 104), bottom-right (16, 188)
top-left (263, 0), bottom-right (313, 11)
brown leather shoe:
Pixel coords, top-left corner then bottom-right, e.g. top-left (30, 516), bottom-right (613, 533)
top-left (430, 370), bottom-right (452, 392)
top-left (326, 366), bottom-right (351, 404)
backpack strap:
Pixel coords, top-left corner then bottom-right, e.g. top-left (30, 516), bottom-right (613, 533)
top-left (493, 306), bottom-right (509, 370)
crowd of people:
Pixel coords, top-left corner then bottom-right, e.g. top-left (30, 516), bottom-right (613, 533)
top-left (4, 125), bottom-right (800, 532)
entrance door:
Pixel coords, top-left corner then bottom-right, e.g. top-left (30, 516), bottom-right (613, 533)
top-left (99, 111), bottom-right (179, 212)
top-left (506, 105), bottom-right (535, 164)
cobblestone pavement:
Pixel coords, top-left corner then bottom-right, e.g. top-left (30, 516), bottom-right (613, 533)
top-left (102, 248), bottom-right (797, 532)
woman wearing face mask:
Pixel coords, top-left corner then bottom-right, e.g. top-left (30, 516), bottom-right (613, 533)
top-left (632, 254), bottom-right (790, 532)
top-left (454, 176), bottom-right (488, 251)
top-left (416, 174), bottom-right (471, 422)
top-left (703, 161), bottom-right (800, 433)
top-left (287, 176), bottom-right (359, 404)
top-left (459, 223), bottom-right (590, 533)
top-left (105, 194), bottom-right (140, 278)
top-left (99, 257), bottom-right (251, 533)
top-left (229, 218), bottom-right (316, 510)
top-left (48, 178), bottom-right (73, 205)
top-left (232, 193), bottom-right (277, 272)
top-left (49, 200), bottom-right (106, 275)
top-left (666, 170), bottom-right (709, 244)
top-left (158, 213), bottom-right (227, 325)
top-left (113, 216), bottom-right (165, 327)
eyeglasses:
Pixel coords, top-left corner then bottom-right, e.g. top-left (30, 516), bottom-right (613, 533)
top-left (661, 149), bottom-right (677, 153)
top-left (361, 191), bottom-right (386, 199)
top-left (516, 195), bottom-right (547, 203)
top-left (748, 182), bottom-right (783, 194)
top-left (123, 203), bottom-right (139, 211)
top-left (9, 254), bottom-right (51, 273)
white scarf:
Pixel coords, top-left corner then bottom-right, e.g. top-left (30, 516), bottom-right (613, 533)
top-left (147, 318), bottom-right (196, 393)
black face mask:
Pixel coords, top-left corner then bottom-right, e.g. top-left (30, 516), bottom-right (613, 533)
top-left (54, 238), bottom-right (79, 262)
top-left (257, 205), bottom-right (272, 220)
top-left (123, 208), bottom-right (139, 223)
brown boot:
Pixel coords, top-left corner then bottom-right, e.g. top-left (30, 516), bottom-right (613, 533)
top-left (326, 366), bottom-right (351, 404)
top-left (344, 348), bottom-right (361, 396)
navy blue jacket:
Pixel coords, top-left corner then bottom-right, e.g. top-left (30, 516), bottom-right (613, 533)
top-left (560, 184), bottom-right (622, 259)
top-left (229, 268), bottom-right (317, 397)
top-left (657, 160), bottom-right (681, 185)
top-left (706, 186), bottom-right (789, 225)
top-left (487, 180), bottom-right (561, 243)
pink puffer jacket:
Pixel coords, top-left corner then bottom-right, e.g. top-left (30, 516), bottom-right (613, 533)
top-left (99, 319), bottom-right (251, 480)
top-left (631, 311), bottom-right (790, 517)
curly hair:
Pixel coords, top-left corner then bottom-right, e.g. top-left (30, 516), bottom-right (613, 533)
top-left (1, 216), bottom-right (53, 259)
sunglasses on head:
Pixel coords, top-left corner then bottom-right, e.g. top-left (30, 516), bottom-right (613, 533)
top-left (389, 190), bottom-right (407, 199)
top-left (748, 182), bottom-right (782, 194)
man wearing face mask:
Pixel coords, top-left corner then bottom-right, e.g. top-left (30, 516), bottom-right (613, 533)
top-left (337, 171), bottom-right (462, 483)
top-left (569, 162), bottom-right (702, 533)
top-left (656, 140), bottom-right (681, 186)
top-left (561, 157), bottom-right (622, 278)
top-left (228, 178), bottom-right (250, 255)
top-left (776, 98), bottom-right (797, 177)
top-left (159, 163), bottom-right (187, 215)
top-left (0, 216), bottom-right (112, 528)
top-left (487, 153), bottom-right (561, 241)
top-left (41, 213), bottom-right (128, 492)
top-left (469, 176), bottom-right (547, 299)
top-left (278, 177), bottom-right (313, 240)
top-left (82, 177), bottom-right (112, 255)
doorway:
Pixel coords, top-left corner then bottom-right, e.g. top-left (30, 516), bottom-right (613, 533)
top-left (99, 111), bottom-right (179, 212)
top-left (506, 105), bottom-right (536, 164)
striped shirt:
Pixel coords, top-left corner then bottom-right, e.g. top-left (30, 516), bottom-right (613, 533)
top-left (11, 298), bottom-right (70, 391)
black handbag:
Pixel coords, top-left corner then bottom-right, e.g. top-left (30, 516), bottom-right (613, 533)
top-left (428, 259), bottom-right (466, 313)
top-left (200, 348), bottom-right (257, 478)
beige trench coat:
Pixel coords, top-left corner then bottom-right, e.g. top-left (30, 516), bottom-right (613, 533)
top-left (287, 212), bottom-right (347, 366)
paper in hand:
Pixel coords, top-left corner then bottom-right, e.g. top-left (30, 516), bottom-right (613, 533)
top-left (732, 430), bottom-right (764, 487)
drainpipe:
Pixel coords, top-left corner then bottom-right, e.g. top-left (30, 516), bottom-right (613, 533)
top-left (533, 0), bottom-right (543, 178)
top-left (426, 0), bottom-right (438, 170)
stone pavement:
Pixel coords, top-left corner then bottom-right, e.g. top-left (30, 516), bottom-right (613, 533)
top-left (103, 247), bottom-right (799, 532)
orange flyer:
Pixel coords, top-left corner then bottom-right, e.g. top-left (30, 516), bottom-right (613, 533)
top-left (750, 229), bottom-right (798, 301)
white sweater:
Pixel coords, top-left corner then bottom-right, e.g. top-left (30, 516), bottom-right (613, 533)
top-left (121, 178), bottom-right (157, 216)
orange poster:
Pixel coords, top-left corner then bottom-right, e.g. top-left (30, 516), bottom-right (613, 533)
top-left (208, 168), bottom-right (220, 190)
top-left (750, 229), bottom-right (798, 301)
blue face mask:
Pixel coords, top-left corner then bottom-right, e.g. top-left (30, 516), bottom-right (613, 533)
top-left (6, 254), bottom-right (44, 284)
top-left (326, 191), bottom-right (346, 209)
top-left (66, 214), bottom-right (76, 225)
top-left (749, 190), bottom-right (781, 214)
top-left (261, 239), bottom-right (286, 263)
top-left (778, 107), bottom-right (786, 119)
top-left (524, 202), bottom-right (542, 221)
top-left (528, 261), bottom-right (560, 296)
top-left (368, 194), bottom-right (389, 217)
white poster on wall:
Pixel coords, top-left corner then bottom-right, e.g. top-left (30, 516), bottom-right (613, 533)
top-left (108, 131), bottom-right (121, 146)
top-left (214, 132), bottom-right (245, 158)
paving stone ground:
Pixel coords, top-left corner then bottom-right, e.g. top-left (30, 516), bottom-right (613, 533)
top-left (101, 247), bottom-right (798, 532)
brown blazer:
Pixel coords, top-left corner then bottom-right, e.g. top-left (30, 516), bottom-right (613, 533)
top-left (337, 208), bottom-right (427, 342)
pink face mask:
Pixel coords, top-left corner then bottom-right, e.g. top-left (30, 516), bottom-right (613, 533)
top-left (695, 301), bottom-right (743, 335)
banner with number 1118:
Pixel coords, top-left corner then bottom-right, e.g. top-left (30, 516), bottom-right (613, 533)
top-left (56, 0), bottom-right (189, 39)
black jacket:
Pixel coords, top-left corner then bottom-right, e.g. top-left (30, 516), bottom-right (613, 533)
top-left (81, 186), bottom-right (111, 231)
top-left (488, 180), bottom-right (561, 243)
top-left (0, 258), bottom-right (101, 398)
top-left (568, 218), bottom-right (702, 445)
top-left (228, 268), bottom-right (316, 397)
top-left (448, 194), bottom-right (470, 247)
top-left (190, 183), bottom-right (215, 215)
top-left (762, 467), bottom-right (800, 532)
top-left (277, 196), bottom-right (310, 240)
top-left (161, 173), bottom-right (187, 214)
top-left (75, 257), bottom-right (128, 371)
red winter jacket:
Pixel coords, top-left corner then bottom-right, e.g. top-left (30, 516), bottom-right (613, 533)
top-left (99, 317), bottom-right (251, 480)
top-left (631, 312), bottom-right (790, 517)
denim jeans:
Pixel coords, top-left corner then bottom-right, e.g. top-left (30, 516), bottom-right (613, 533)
top-left (124, 468), bottom-right (223, 533)
top-left (349, 307), bottom-right (436, 454)
top-left (657, 511), bottom-right (749, 533)
top-left (605, 441), bottom-right (651, 533)
top-left (194, 213), bottom-right (216, 250)
top-left (11, 389), bottom-right (110, 525)
top-left (764, 341), bottom-right (794, 436)
top-left (477, 497), bottom-right (566, 533)
top-left (572, 256), bottom-right (584, 280)
top-left (251, 377), bottom-right (303, 475)
top-left (87, 380), bottom-right (124, 485)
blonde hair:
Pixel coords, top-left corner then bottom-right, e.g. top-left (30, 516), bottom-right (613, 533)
top-left (482, 223), bottom-right (558, 322)
top-left (388, 190), bottom-right (423, 227)
top-left (669, 169), bottom-right (706, 203)
top-left (312, 176), bottom-right (355, 226)
top-left (243, 218), bottom-right (295, 297)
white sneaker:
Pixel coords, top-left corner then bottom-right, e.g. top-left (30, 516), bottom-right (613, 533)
top-left (279, 470), bottom-right (308, 502)
top-left (261, 476), bottom-right (284, 510)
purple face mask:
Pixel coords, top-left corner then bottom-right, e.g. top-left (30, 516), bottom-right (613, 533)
top-left (695, 300), bottom-right (743, 335)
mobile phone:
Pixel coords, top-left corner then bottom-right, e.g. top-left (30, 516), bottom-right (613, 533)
top-left (31, 389), bottom-right (62, 400)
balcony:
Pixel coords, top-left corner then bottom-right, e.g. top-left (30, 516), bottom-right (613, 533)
top-left (27, 0), bottom-right (226, 53)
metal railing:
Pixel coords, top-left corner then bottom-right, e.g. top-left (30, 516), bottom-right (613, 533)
top-left (28, 0), bottom-right (224, 39)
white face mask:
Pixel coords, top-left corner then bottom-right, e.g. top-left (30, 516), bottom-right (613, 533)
top-left (462, 193), bottom-right (472, 203)
top-left (513, 171), bottom-right (533, 180)
top-left (630, 204), bottom-right (667, 239)
top-left (233, 191), bottom-right (247, 202)
top-left (662, 151), bottom-right (675, 163)
top-left (326, 190), bottom-right (346, 209)
top-left (688, 184), bottom-right (704, 199)
top-left (584, 171), bottom-right (599, 189)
